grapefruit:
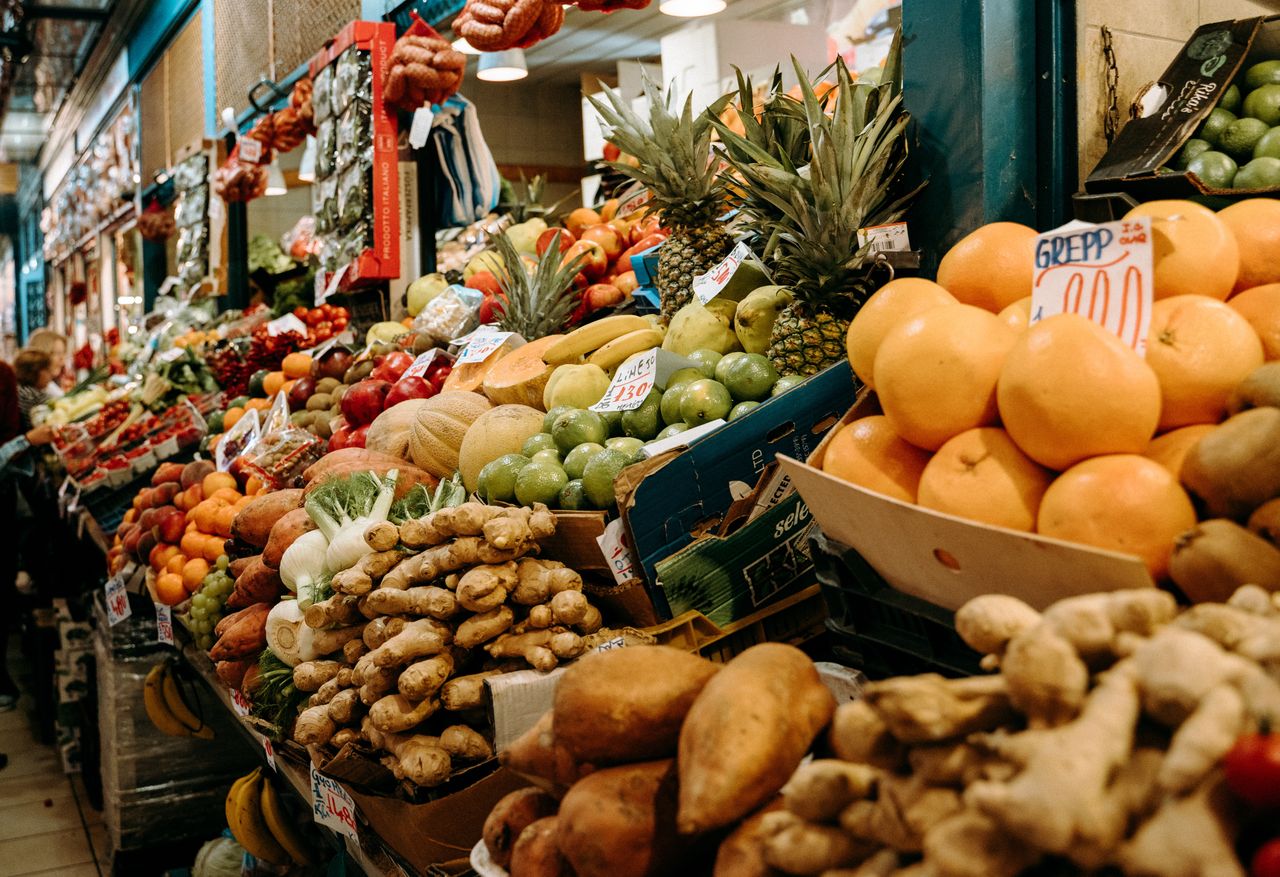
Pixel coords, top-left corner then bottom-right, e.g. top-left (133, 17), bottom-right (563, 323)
top-left (1124, 200), bottom-right (1240, 300)
top-left (916, 428), bottom-right (1054, 532)
top-left (997, 313), bottom-right (1161, 470)
top-left (1228, 283), bottom-right (1280, 360)
top-left (997, 297), bottom-right (1032, 333)
top-left (1145, 295), bottom-right (1264, 429)
top-left (1143, 424), bottom-right (1217, 478)
top-left (1218, 199), bottom-right (1280, 292)
top-left (874, 304), bottom-right (1019, 451)
top-left (1036, 454), bottom-right (1197, 581)
top-left (936, 222), bottom-right (1038, 312)
top-left (845, 278), bottom-right (957, 388)
top-left (821, 416), bottom-right (933, 503)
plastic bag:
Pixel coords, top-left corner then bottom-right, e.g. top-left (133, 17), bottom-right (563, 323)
top-left (215, 407), bottom-right (261, 472)
top-left (414, 285), bottom-right (483, 344)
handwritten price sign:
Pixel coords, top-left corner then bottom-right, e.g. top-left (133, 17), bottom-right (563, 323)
top-left (105, 576), bottom-right (131, 626)
top-left (262, 736), bottom-right (277, 771)
top-left (1030, 218), bottom-right (1154, 356)
top-left (596, 518), bottom-right (639, 585)
top-left (311, 765), bottom-right (359, 841)
top-left (591, 349), bottom-right (658, 412)
top-left (239, 137), bottom-right (264, 164)
top-left (402, 348), bottom-right (446, 379)
top-left (230, 688), bottom-right (252, 717)
top-left (693, 242), bottom-right (752, 305)
top-left (266, 313), bottom-right (307, 337)
top-left (154, 603), bottom-right (173, 645)
top-left (456, 330), bottom-right (514, 365)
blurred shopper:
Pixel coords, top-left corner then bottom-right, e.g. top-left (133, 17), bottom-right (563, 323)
top-left (25, 329), bottom-right (69, 398)
top-left (13, 350), bottom-right (53, 431)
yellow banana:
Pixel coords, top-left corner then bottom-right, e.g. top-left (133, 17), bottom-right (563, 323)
top-left (161, 666), bottom-right (214, 739)
top-left (587, 328), bottom-right (665, 371)
top-left (260, 777), bottom-right (315, 865)
top-left (225, 771), bottom-right (254, 839)
top-left (231, 770), bottom-right (289, 865)
top-left (143, 663), bottom-right (193, 738)
top-left (543, 315), bottom-right (653, 365)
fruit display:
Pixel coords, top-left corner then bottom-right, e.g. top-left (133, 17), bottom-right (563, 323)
top-left (1174, 59), bottom-right (1280, 190)
top-left (224, 767), bottom-right (321, 866)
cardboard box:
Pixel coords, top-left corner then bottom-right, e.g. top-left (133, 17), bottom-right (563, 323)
top-left (777, 394), bottom-right (1155, 612)
top-left (1085, 16), bottom-right (1280, 200)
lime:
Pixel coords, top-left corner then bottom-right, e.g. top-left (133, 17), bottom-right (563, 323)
top-left (1256, 127), bottom-right (1280, 159)
top-left (205, 410), bottom-right (225, 432)
top-left (713, 351), bottom-right (748, 384)
top-left (601, 410), bottom-right (624, 437)
top-left (721, 353), bottom-right (780, 402)
top-left (686, 349), bottom-right (723, 379)
top-left (531, 448), bottom-right (562, 466)
top-left (582, 448), bottom-right (631, 509)
top-left (563, 442), bottom-right (605, 479)
top-left (1245, 60), bottom-right (1280, 90)
top-left (665, 367), bottom-right (703, 390)
top-left (729, 401), bottom-right (759, 420)
top-left (1244, 84), bottom-right (1280, 126)
top-left (543, 406), bottom-right (574, 433)
top-left (1234, 156), bottom-right (1280, 189)
top-left (1221, 83), bottom-right (1243, 114)
top-left (772, 374), bottom-right (806, 396)
top-left (660, 383), bottom-right (687, 425)
top-left (621, 389), bottom-right (663, 440)
top-left (1186, 150), bottom-right (1238, 188)
top-left (680, 379), bottom-right (733, 426)
top-left (1173, 138), bottom-right (1212, 169)
top-left (655, 423), bottom-right (690, 441)
top-left (1199, 107), bottom-right (1237, 146)
top-left (515, 462), bottom-right (568, 507)
top-left (478, 453), bottom-right (530, 503)
top-left (551, 409), bottom-right (608, 454)
top-left (606, 436), bottom-right (645, 459)
top-left (522, 432), bottom-right (558, 457)
top-left (1220, 117), bottom-right (1270, 158)
top-left (558, 479), bottom-right (588, 510)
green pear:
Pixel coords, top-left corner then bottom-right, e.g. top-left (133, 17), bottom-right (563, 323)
top-left (735, 286), bottom-right (794, 354)
top-left (662, 299), bottom-right (742, 356)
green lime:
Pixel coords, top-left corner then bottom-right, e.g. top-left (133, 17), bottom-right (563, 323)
top-left (606, 436), bottom-right (645, 459)
top-left (1221, 83), bottom-right (1243, 114)
top-left (713, 351), bottom-right (748, 384)
top-left (1186, 150), bottom-right (1238, 188)
top-left (721, 352), bottom-right (780, 402)
top-left (205, 410), bottom-right (225, 432)
top-left (522, 432), bottom-right (558, 457)
top-left (248, 369), bottom-right (270, 397)
top-left (1199, 107), bottom-right (1237, 146)
top-left (551, 409), bottom-right (608, 454)
top-left (1220, 117), bottom-right (1270, 158)
top-left (601, 410), bottom-right (624, 437)
top-left (558, 479), bottom-right (588, 510)
top-left (229, 395), bottom-right (251, 409)
top-left (660, 384), bottom-right (687, 425)
top-left (1245, 60), bottom-right (1280, 90)
top-left (515, 462), bottom-right (568, 507)
top-left (478, 453), bottom-right (530, 503)
top-left (729, 401), bottom-right (760, 421)
top-left (531, 448), bottom-right (562, 466)
top-left (1234, 156), bottom-right (1280, 189)
top-left (581, 448), bottom-right (630, 509)
top-left (771, 374), bottom-right (806, 396)
top-left (1173, 138), bottom-right (1212, 169)
top-left (563, 442), bottom-right (605, 479)
top-left (543, 406), bottom-right (574, 433)
top-left (665, 367), bottom-right (703, 390)
top-left (621, 389), bottom-right (663, 440)
top-left (655, 423), bottom-right (690, 441)
top-left (1255, 127), bottom-right (1280, 159)
top-left (686, 349), bottom-right (723, 379)
top-left (680, 379), bottom-right (733, 426)
top-left (1244, 84), bottom-right (1280, 126)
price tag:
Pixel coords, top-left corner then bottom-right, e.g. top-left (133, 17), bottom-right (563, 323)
top-left (456, 330), bottom-right (513, 365)
top-left (321, 264), bottom-right (350, 303)
top-left (314, 270), bottom-right (327, 307)
top-left (262, 736), bottom-right (277, 771)
top-left (154, 603), bottom-right (173, 645)
top-left (616, 186), bottom-right (652, 218)
top-left (239, 137), bottom-right (264, 164)
top-left (596, 518), bottom-right (638, 585)
top-left (402, 348), bottom-right (446, 379)
top-left (857, 222), bottom-right (912, 253)
top-left (590, 348), bottom-right (658, 412)
top-left (104, 576), bottom-right (130, 626)
top-left (311, 764), bottom-right (359, 841)
top-left (594, 636), bottom-right (627, 653)
top-left (409, 107), bottom-right (434, 149)
top-left (266, 314), bottom-right (307, 337)
top-left (157, 347), bottom-right (185, 363)
top-left (692, 241), bottom-right (752, 305)
top-left (230, 688), bottom-right (252, 717)
top-left (1031, 217), bottom-right (1154, 355)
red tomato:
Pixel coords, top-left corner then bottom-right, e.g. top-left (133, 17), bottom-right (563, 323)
top-left (292, 306), bottom-right (307, 319)
top-left (304, 310), bottom-right (322, 326)
top-left (315, 320), bottom-right (333, 336)
top-left (333, 316), bottom-right (348, 330)
top-left (1225, 730), bottom-right (1280, 808)
top-left (1253, 840), bottom-right (1280, 877)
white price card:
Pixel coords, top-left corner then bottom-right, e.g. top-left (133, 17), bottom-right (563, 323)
top-left (239, 137), bottom-right (264, 164)
top-left (590, 348), bottom-right (658, 412)
top-left (692, 241), bottom-right (752, 305)
top-left (402, 348), bottom-right (446, 379)
top-left (105, 576), bottom-right (131, 626)
top-left (230, 688), bottom-right (252, 717)
top-left (596, 517), bottom-right (639, 586)
top-left (456, 330), bottom-right (514, 365)
top-left (1031, 217), bottom-right (1154, 356)
top-left (266, 313), bottom-right (307, 337)
top-left (157, 347), bottom-right (186, 363)
top-left (319, 264), bottom-right (350, 303)
top-left (409, 106), bottom-right (434, 149)
top-left (616, 185), bottom-right (652, 218)
top-left (311, 764), bottom-right (359, 841)
top-left (262, 736), bottom-right (277, 771)
top-left (154, 603), bottom-right (173, 645)
top-left (857, 222), bottom-right (911, 253)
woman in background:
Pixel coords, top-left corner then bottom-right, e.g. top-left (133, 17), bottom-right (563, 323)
top-left (14, 350), bottom-right (52, 431)
top-left (24, 329), bottom-right (69, 399)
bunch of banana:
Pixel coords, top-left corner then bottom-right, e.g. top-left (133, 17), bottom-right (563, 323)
top-left (544, 314), bottom-right (666, 371)
top-left (226, 768), bottom-right (316, 865)
top-left (143, 660), bottom-right (214, 739)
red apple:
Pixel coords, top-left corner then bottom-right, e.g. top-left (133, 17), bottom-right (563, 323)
top-left (602, 142), bottom-right (621, 163)
top-left (287, 375), bottom-right (316, 409)
top-left (581, 224), bottom-right (623, 260)
top-left (563, 240), bottom-right (608, 281)
top-left (370, 351), bottom-right (415, 383)
top-left (478, 292), bottom-right (507, 324)
top-left (607, 218), bottom-right (631, 242)
top-left (615, 271), bottom-right (639, 296)
top-left (536, 228), bottom-right (575, 256)
top-left (384, 376), bottom-right (437, 408)
top-left (565, 207), bottom-right (602, 237)
top-left (465, 270), bottom-right (503, 298)
top-left (340, 380), bottom-right (392, 426)
top-left (585, 283), bottom-right (625, 311)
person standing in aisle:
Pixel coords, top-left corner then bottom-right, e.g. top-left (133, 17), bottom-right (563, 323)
top-left (24, 328), bottom-right (69, 398)
top-left (14, 349), bottom-right (53, 430)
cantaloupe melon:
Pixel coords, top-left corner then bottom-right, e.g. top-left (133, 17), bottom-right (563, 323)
top-left (442, 333), bottom-right (526, 393)
top-left (482, 335), bottom-right (563, 410)
top-left (408, 392), bottom-right (494, 478)
top-left (457, 404), bottom-right (546, 492)
top-left (367, 399), bottom-right (434, 461)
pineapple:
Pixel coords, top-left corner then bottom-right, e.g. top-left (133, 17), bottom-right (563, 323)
top-left (713, 33), bottom-right (922, 376)
top-left (588, 81), bottom-right (735, 319)
top-left (490, 233), bottom-right (586, 338)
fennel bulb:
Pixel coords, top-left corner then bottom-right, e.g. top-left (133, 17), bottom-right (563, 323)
top-left (279, 528), bottom-right (329, 609)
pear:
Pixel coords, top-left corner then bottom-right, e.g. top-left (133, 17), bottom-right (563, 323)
top-left (406, 273), bottom-right (448, 316)
top-left (735, 286), bottom-right (794, 354)
top-left (662, 299), bottom-right (742, 356)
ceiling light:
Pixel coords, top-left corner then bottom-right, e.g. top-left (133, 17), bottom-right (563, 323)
top-left (659, 0), bottom-right (725, 16)
top-left (297, 136), bottom-right (316, 183)
top-left (452, 36), bottom-right (481, 55)
top-left (265, 157), bottom-right (287, 196)
top-left (477, 49), bottom-right (528, 82)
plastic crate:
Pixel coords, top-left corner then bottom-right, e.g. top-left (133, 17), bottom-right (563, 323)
top-left (809, 528), bottom-right (981, 678)
top-left (646, 583), bottom-right (827, 664)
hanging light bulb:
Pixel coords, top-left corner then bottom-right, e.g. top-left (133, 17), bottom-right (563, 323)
top-left (659, 0), bottom-right (725, 16)
top-left (265, 157), bottom-right (287, 196)
top-left (297, 136), bottom-right (317, 183)
top-left (452, 36), bottom-right (481, 55)
top-left (477, 49), bottom-right (528, 82)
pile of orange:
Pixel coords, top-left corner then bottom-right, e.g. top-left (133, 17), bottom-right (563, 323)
top-left (155, 471), bottom-right (254, 605)
top-left (831, 199), bottom-right (1280, 581)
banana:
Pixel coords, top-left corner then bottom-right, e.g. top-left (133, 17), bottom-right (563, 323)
top-left (260, 777), bottom-right (315, 865)
top-left (230, 770), bottom-right (289, 865)
top-left (544, 315), bottom-right (653, 365)
top-left (143, 663), bottom-right (194, 738)
top-left (587, 328), bottom-right (666, 371)
top-left (225, 770), bottom-right (254, 841)
top-left (161, 665), bottom-right (214, 739)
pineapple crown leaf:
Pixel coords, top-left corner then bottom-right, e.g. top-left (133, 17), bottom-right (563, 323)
top-left (491, 233), bottom-right (586, 337)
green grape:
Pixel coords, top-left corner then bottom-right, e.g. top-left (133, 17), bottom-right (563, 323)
top-left (216, 555), bottom-right (229, 571)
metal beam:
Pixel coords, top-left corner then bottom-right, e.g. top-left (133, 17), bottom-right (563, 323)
top-left (24, 5), bottom-right (112, 20)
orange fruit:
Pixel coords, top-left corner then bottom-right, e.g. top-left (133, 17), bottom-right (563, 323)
top-left (997, 313), bottom-right (1161, 470)
top-left (1228, 283), bottom-right (1280, 360)
top-left (936, 222), bottom-right (1038, 312)
top-left (1036, 454), bottom-right (1197, 580)
top-left (213, 505), bottom-right (238, 538)
top-left (165, 553), bottom-right (188, 575)
top-left (1145, 295), bottom-right (1264, 429)
top-left (845, 278), bottom-right (956, 387)
top-left (201, 534), bottom-right (226, 563)
top-left (1217, 199), bottom-right (1280, 292)
top-left (1143, 424), bottom-right (1217, 478)
top-left (155, 573), bottom-right (187, 606)
top-left (182, 557), bottom-right (210, 593)
top-left (123, 508), bottom-right (137, 524)
top-left (244, 475), bottom-right (266, 496)
top-left (917, 428), bottom-right (1054, 532)
top-left (263, 371), bottom-right (287, 396)
top-left (223, 407), bottom-right (244, 431)
top-left (180, 531), bottom-right (204, 557)
top-left (1125, 200), bottom-right (1239, 300)
top-left (149, 543), bottom-right (178, 571)
top-left (210, 487), bottom-right (242, 504)
top-left (245, 397), bottom-right (271, 412)
top-left (282, 352), bottom-right (313, 379)
top-left (202, 471), bottom-right (237, 497)
top-left (874, 304), bottom-right (1018, 451)
top-left (997, 297), bottom-right (1032, 333)
top-left (820, 415), bottom-right (933, 503)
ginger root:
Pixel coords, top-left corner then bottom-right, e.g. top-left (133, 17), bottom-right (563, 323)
top-left (863, 675), bottom-right (1014, 744)
top-left (1117, 774), bottom-right (1244, 877)
top-left (441, 670), bottom-right (501, 711)
top-left (364, 585), bottom-right (459, 620)
top-left (362, 717), bottom-right (452, 787)
top-left (293, 660), bottom-right (342, 692)
top-left (364, 520), bottom-right (399, 552)
top-left (456, 562), bottom-right (519, 612)
top-left (1158, 683), bottom-right (1246, 795)
top-left (829, 701), bottom-right (904, 770)
top-left (294, 704), bottom-right (338, 745)
top-left (327, 688), bottom-right (364, 725)
top-left (486, 627), bottom-right (583, 671)
top-left (369, 693), bottom-right (439, 733)
top-left (510, 558), bottom-right (582, 605)
top-left (440, 724), bottom-right (494, 762)
top-left (781, 760), bottom-right (877, 824)
top-left (304, 594), bottom-right (364, 629)
top-left (761, 811), bottom-right (874, 874)
top-left (455, 605), bottom-right (515, 648)
top-left (398, 653), bottom-right (455, 701)
top-left (369, 619), bottom-right (449, 668)
top-left (381, 537), bottom-right (532, 590)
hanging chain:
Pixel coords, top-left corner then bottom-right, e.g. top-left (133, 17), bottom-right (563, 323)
top-left (1102, 25), bottom-right (1121, 145)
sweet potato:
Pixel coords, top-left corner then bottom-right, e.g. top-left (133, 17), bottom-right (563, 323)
top-left (557, 759), bottom-right (689, 877)
top-left (677, 643), bottom-right (836, 835)
top-left (484, 788), bottom-right (560, 869)
top-left (232, 488), bottom-right (304, 547)
top-left (302, 447), bottom-right (407, 482)
top-left (262, 508), bottom-right (316, 569)
top-left (209, 602), bottom-right (272, 661)
top-left (510, 816), bottom-right (572, 877)
top-left (501, 711), bottom-right (593, 794)
top-left (552, 644), bottom-right (719, 764)
top-left (228, 555), bottom-right (256, 578)
top-left (225, 555), bottom-right (284, 609)
top-left (215, 658), bottom-right (254, 691)
top-left (714, 800), bottom-right (786, 877)
top-left (303, 460), bottom-right (437, 500)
